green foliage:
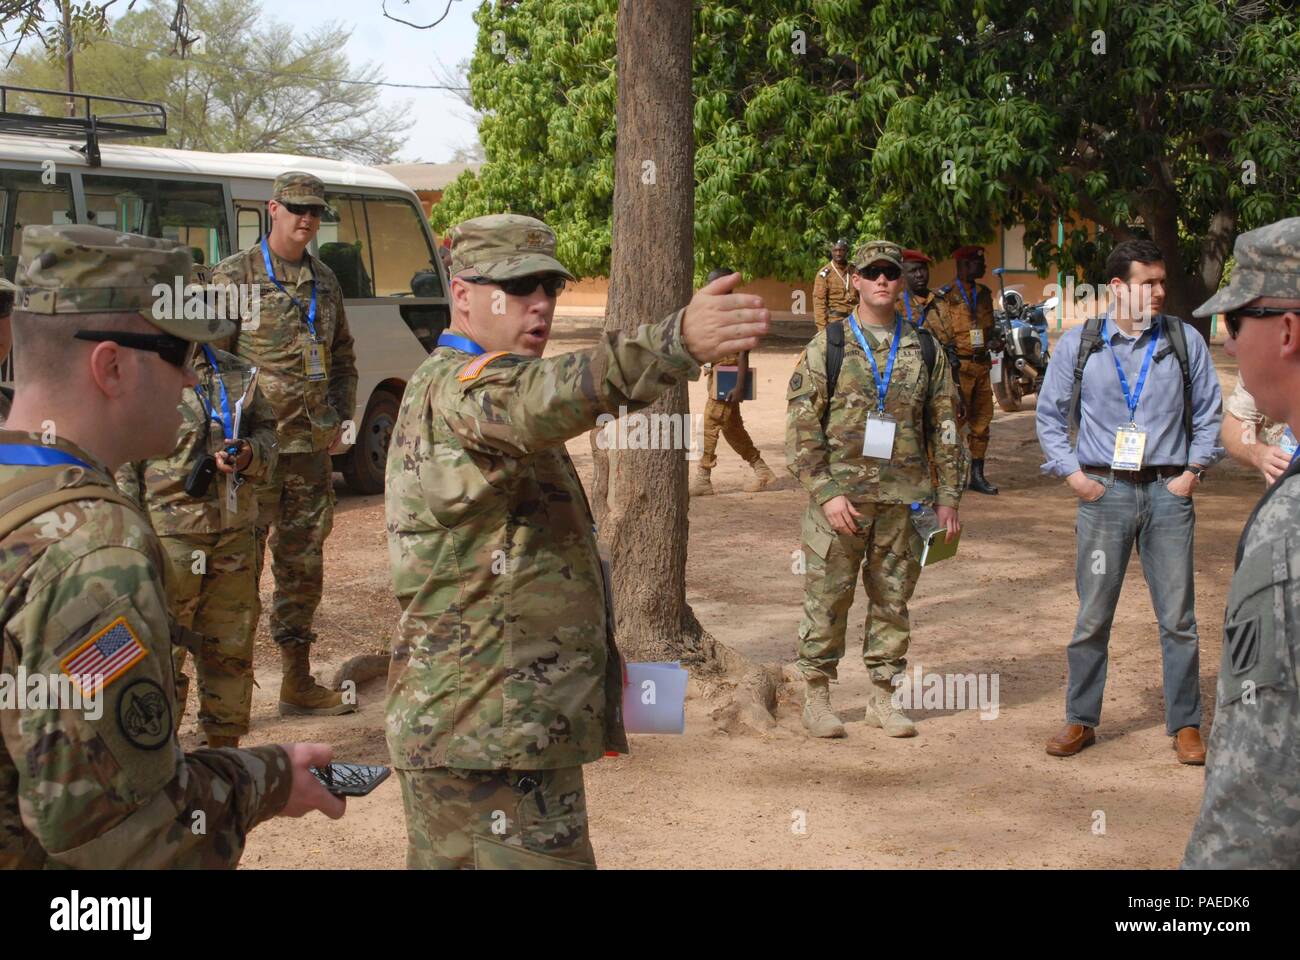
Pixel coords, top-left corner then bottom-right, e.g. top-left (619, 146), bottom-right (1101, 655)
top-left (0, 0), bottom-right (411, 163)
top-left (436, 0), bottom-right (1300, 295)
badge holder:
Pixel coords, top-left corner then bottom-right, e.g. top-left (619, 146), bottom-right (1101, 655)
top-left (864, 414), bottom-right (896, 460)
top-left (1111, 422), bottom-right (1147, 471)
top-left (970, 328), bottom-right (984, 348)
top-left (305, 338), bottom-right (328, 382)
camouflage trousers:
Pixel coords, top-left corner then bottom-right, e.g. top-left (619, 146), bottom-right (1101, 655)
top-left (957, 362), bottom-right (994, 459)
top-left (160, 530), bottom-right (258, 737)
top-left (698, 398), bottom-right (760, 470)
top-left (254, 450), bottom-right (334, 646)
top-left (396, 766), bottom-right (596, 870)
top-left (796, 500), bottom-right (922, 682)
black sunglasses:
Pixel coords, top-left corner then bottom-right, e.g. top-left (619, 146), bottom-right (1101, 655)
top-left (74, 330), bottom-right (199, 369)
top-left (1225, 305), bottom-right (1297, 339)
top-left (860, 263), bottom-right (902, 281)
top-left (462, 274), bottom-right (567, 298)
top-left (280, 201), bottom-right (324, 218)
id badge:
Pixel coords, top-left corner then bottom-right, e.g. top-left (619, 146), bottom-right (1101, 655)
top-left (225, 474), bottom-right (238, 514)
top-left (864, 414), bottom-right (896, 460)
top-left (304, 340), bottom-right (328, 382)
top-left (970, 328), bottom-right (984, 348)
top-left (1111, 424), bottom-right (1147, 470)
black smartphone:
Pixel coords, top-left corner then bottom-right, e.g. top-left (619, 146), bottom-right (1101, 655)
top-left (310, 762), bottom-right (391, 797)
top-left (185, 453), bottom-right (218, 497)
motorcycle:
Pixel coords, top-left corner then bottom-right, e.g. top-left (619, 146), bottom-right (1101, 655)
top-left (988, 266), bottom-right (1058, 412)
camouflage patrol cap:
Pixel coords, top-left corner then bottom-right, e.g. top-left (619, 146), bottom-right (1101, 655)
top-left (852, 239), bottom-right (903, 270)
top-left (272, 170), bottom-right (328, 208)
top-left (15, 224), bottom-right (234, 342)
top-left (1194, 217), bottom-right (1300, 317)
top-left (450, 214), bottom-right (575, 281)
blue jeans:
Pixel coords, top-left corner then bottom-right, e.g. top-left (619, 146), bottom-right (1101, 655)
top-left (1066, 472), bottom-right (1202, 734)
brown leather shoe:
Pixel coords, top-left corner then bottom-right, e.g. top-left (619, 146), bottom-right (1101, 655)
top-left (1046, 723), bottom-right (1095, 757)
top-left (1173, 726), bottom-right (1206, 765)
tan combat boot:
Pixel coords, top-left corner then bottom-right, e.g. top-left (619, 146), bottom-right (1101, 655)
top-left (278, 643), bottom-right (357, 717)
top-left (864, 678), bottom-right (917, 737)
top-left (801, 675), bottom-right (846, 738)
top-left (746, 458), bottom-right (776, 492)
top-left (689, 467), bottom-right (714, 497)
top-left (204, 734), bottom-right (240, 749)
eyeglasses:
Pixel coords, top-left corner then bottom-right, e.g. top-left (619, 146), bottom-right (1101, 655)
top-left (74, 330), bottom-right (199, 369)
top-left (860, 263), bottom-right (902, 281)
top-left (462, 274), bottom-right (568, 298)
top-left (1225, 305), bottom-right (1297, 339)
top-left (280, 202), bottom-right (324, 218)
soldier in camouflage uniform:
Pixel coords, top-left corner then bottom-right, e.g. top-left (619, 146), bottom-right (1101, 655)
top-left (689, 267), bottom-right (777, 497)
top-left (116, 347), bottom-right (278, 748)
top-left (0, 224), bottom-right (342, 868)
top-left (787, 240), bottom-right (962, 739)
top-left (0, 276), bottom-right (13, 425)
top-left (929, 244), bottom-right (999, 494)
top-left (1221, 377), bottom-right (1295, 486)
top-left (213, 171), bottom-right (358, 716)
top-left (1182, 218), bottom-right (1300, 867)
top-left (812, 239), bottom-right (856, 333)
top-left (385, 214), bottom-right (769, 869)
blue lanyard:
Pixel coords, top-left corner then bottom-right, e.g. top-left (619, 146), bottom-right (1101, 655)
top-left (194, 346), bottom-right (234, 438)
top-left (437, 331), bottom-right (487, 355)
top-left (0, 445), bottom-right (93, 469)
top-left (1103, 318), bottom-right (1160, 424)
top-left (903, 290), bottom-right (928, 328)
top-left (261, 237), bottom-right (318, 340)
top-left (848, 313), bottom-right (901, 415)
top-left (954, 279), bottom-right (977, 318)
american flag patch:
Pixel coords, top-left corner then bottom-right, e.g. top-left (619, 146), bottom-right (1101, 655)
top-left (59, 617), bottom-right (148, 694)
top-left (457, 351), bottom-right (509, 382)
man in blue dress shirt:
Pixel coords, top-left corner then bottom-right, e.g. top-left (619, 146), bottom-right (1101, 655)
top-left (1036, 239), bottom-right (1223, 764)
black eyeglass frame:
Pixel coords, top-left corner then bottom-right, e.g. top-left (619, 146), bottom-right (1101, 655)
top-left (460, 274), bottom-right (568, 298)
top-left (859, 263), bottom-right (903, 282)
top-left (73, 330), bottom-right (199, 369)
top-left (1225, 305), bottom-right (1299, 339)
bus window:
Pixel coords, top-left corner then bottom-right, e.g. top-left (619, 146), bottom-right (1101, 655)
top-left (0, 168), bottom-right (76, 266)
top-left (80, 175), bottom-right (231, 269)
top-left (319, 193), bottom-right (375, 299)
top-left (237, 205), bottom-right (264, 249)
top-left (364, 196), bottom-right (441, 298)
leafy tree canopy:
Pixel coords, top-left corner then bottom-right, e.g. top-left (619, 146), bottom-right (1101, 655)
top-left (435, 0), bottom-right (1300, 322)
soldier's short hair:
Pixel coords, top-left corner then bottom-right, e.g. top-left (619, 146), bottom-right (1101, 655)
top-left (10, 310), bottom-right (151, 385)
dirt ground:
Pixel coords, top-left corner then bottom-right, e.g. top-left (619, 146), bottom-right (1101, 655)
top-left (214, 320), bottom-right (1265, 869)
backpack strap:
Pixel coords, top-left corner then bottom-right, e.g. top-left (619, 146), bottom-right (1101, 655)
top-left (0, 466), bottom-right (138, 544)
top-left (1069, 314), bottom-right (1107, 432)
top-left (1159, 316), bottom-right (1194, 447)
top-left (821, 320), bottom-right (846, 430)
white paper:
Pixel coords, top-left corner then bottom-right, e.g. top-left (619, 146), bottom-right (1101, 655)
top-left (622, 662), bottom-right (688, 734)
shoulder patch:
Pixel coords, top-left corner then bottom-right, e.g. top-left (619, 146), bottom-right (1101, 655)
top-left (60, 615), bottom-right (148, 695)
top-left (787, 366), bottom-right (815, 400)
top-left (457, 351), bottom-right (511, 382)
top-left (818, 268), bottom-right (829, 278)
top-left (116, 678), bottom-right (171, 750)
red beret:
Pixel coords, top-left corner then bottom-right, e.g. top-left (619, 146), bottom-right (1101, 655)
top-left (901, 249), bottom-right (931, 263)
top-left (951, 244), bottom-right (984, 260)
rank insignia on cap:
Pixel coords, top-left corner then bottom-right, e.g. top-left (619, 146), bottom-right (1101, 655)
top-left (522, 230), bottom-right (550, 251)
top-left (458, 351), bottom-right (510, 382)
top-left (60, 616), bottom-right (147, 695)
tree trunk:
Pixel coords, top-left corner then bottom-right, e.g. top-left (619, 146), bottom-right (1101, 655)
top-left (598, 0), bottom-right (702, 665)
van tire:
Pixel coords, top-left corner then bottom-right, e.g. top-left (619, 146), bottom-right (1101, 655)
top-left (339, 390), bottom-right (400, 495)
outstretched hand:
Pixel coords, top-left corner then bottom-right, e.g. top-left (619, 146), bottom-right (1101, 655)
top-left (682, 272), bottom-right (770, 364)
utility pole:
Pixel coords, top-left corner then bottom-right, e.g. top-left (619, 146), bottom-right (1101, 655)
top-left (62, 0), bottom-right (76, 117)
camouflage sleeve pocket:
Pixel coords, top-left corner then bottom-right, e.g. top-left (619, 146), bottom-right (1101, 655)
top-left (1217, 538), bottom-right (1296, 707)
top-left (801, 503), bottom-right (836, 561)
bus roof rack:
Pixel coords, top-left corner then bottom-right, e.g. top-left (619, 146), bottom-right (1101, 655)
top-left (0, 84), bottom-right (167, 167)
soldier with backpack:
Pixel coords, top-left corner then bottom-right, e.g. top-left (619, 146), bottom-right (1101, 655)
top-left (1035, 238), bottom-right (1224, 763)
top-left (786, 240), bottom-right (963, 739)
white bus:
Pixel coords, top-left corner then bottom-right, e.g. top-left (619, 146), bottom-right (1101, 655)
top-left (0, 90), bottom-right (449, 494)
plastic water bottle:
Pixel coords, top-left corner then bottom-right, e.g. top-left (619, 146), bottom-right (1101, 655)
top-left (1281, 426), bottom-right (1298, 459)
top-left (909, 501), bottom-right (941, 540)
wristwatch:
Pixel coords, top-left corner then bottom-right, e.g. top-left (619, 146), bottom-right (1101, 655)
top-left (1188, 465), bottom-right (1206, 481)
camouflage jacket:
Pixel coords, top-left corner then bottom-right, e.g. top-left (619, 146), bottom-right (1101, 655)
top-left (214, 243), bottom-right (357, 454)
top-left (897, 289), bottom-right (941, 331)
top-left (385, 310), bottom-right (700, 770)
top-left (786, 318), bottom-right (963, 508)
top-left (1225, 378), bottom-right (1289, 448)
top-left (0, 431), bottom-right (292, 868)
top-left (115, 348), bottom-right (277, 536)
top-left (1183, 455), bottom-right (1300, 868)
top-left (812, 261), bottom-right (856, 326)
top-left (930, 281), bottom-right (996, 364)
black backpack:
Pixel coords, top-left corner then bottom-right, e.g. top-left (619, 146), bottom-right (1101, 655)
top-left (822, 319), bottom-right (938, 428)
top-left (1068, 314), bottom-right (1193, 445)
